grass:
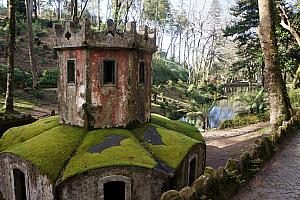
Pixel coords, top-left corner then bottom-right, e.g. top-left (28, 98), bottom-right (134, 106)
top-left (0, 96), bottom-right (36, 113)
top-left (151, 113), bottom-right (204, 142)
top-left (62, 129), bottom-right (157, 181)
top-left (5, 125), bottom-right (86, 182)
top-left (0, 116), bottom-right (60, 151)
top-left (133, 124), bottom-right (200, 169)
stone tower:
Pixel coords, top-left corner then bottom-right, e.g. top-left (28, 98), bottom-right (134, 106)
top-left (54, 19), bottom-right (156, 129)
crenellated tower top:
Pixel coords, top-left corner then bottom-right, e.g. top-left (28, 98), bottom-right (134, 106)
top-left (53, 18), bottom-right (156, 52)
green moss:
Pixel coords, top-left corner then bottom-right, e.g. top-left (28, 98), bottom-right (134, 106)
top-left (134, 124), bottom-right (199, 169)
top-left (5, 125), bottom-right (86, 182)
top-left (0, 116), bottom-right (60, 151)
top-left (151, 113), bottom-right (204, 142)
top-left (62, 129), bottom-right (157, 181)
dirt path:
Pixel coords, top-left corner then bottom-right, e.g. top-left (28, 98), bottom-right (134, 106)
top-left (202, 122), bottom-right (270, 169)
top-left (232, 130), bottom-right (300, 200)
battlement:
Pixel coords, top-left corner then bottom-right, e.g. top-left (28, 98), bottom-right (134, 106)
top-left (53, 18), bottom-right (156, 52)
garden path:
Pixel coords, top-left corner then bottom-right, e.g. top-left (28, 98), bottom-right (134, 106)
top-left (203, 122), bottom-right (270, 169)
top-left (232, 130), bottom-right (300, 200)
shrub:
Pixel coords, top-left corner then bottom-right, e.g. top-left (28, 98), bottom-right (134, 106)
top-left (289, 88), bottom-right (300, 108)
top-left (39, 69), bottom-right (58, 88)
top-left (0, 64), bottom-right (32, 89)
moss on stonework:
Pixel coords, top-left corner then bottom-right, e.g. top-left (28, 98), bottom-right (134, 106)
top-left (0, 114), bottom-right (204, 183)
top-left (0, 116), bottom-right (60, 152)
top-left (62, 129), bottom-right (157, 181)
top-left (150, 113), bottom-right (204, 142)
top-left (5, 125), bottom-right (86, 182)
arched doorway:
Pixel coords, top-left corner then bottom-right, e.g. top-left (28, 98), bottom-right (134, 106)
top-left (188, 157), bottom-right (197, 186)
top-left (99, 175), bottom-right (131, 200)
top-left (13, 169), bottom-right (27, 200)
top-left (104, 181), bottom-right (125, 200)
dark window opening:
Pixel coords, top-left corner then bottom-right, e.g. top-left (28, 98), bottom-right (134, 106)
top-left (139, 61), bottom-right (145, 84)
top-left (189, 158), bottom-right (196, 186)
top-left (13, 169), bottom-right (27, 200)
top-left (67, 60), bottom-right (75, 84)
top-left (104, 181), bottom-right (125, 200)
top-left (103, 60), bottom-right (116, 85)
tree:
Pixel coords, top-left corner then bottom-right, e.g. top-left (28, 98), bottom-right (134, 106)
top-left (257, 0), bottom-right (292, 125)
top-left (25, 0), bottom-right (38, 89)
top-left (5, 0), bottom-right (16, 112)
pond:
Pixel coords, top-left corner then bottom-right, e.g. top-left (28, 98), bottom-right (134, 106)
top-left (180, 99), bottom-right (244, 130)
top-left (180, 85), bottom-right (255, 130)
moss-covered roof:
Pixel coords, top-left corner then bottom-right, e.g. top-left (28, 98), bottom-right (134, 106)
top-left (0, 114), bottom-right (205, 183)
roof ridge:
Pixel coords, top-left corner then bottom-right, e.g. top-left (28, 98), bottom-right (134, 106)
top-left (54, 129), bottom-right (88, 186)
top-left (130, 128), bottom-right (175, 175)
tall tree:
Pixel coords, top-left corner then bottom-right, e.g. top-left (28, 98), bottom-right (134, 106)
top-left (5, 0), bottom-right (16, 112)
top-left (25, 0), bottom-right (38, 89)
top-left (257, 0), bottom-right (292, 125)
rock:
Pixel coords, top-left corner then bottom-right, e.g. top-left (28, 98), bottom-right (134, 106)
top-left (179, 187), bottom-right (198, 200)
top-left (161, 190), bottom-right (183, 200)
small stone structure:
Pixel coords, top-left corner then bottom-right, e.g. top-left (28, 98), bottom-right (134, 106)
top-left (0, 19), bottom-right (206, 200)
top-left (54, 18), bottom-right (156, 128)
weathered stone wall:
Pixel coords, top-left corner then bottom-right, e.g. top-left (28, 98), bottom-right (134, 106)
top-left (89, 49), bottom-right (129, 128)
top-left (57, 166), bottom-right (170, 200)
top-left (58, 49), bottom-right (88, 127)
top-left (0, 153), bottom-right (54, 200)
top-left (172, 143), bottom-right (206, 189)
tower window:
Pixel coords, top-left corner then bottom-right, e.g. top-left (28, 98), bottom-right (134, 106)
top-left (67, 60), bottom-right (75, 84)
top-left (13, 169), bottom-right (27, 200)
top-left (139, 61), bottom-right (145, 84)
top-left (102, 60), bottom-right (116, 85)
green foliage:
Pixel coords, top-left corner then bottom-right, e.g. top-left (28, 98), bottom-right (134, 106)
top-left (233, 88), bottom-right (268, 114)
top-left (289, 88), bottom-right (300, 107)
top-left (219, 114), bottom-right (268, 129)
top-left (0, 64), bottom-right (33, 89)
top-left (143, 0), bottom-right (171, 26)
top-left (152, 56), bottom-right (188, 84)
top-left (39, 69), bottom-right (58, 88)
top-left (32, 20), bottom-right (48, 37)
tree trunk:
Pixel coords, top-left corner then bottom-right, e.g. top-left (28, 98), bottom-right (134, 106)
top-left (257, 0), bottom-right (292, 126)
top-left (25, 0), bottom-right (38, 89)
top-left (33, 0), bottom-right (37, 18)
top-left (5, 0), bottom-right (16, 113)
top-left (72, 0), bottom-right (78, 21)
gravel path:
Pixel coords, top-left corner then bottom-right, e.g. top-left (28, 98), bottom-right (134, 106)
top-left (232, 130), bottom-right (300, 200)
top-left (203, 123), bottom-right (270, 169)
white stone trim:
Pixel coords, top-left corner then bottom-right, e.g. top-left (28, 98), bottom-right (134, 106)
top-left (9, 163), bottom-right (30, 200)
top-left (187, 153), bottom-right (198, 186)
top-left (99, 175), bottom-right (131, 200)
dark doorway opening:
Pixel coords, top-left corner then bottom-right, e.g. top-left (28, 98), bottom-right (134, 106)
top-left (104, 181), bottom-right (125, 200)
top-left (189, 158), bottom-right (196, 186)
top-left (13, 169), bottom-right (27, 200)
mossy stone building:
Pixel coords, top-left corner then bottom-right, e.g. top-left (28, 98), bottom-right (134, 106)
top-left (0, 19), bottom-right (206, 200)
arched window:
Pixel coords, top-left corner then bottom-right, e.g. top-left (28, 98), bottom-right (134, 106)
top-left (13, 169), bottom-right (27, 200)
top-left (99, 175), bottom-right (131, 200)
top-left (188, 155), bottom-right (197, 186)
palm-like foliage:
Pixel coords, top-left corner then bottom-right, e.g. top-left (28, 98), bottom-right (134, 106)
top-left (233, 88), bottom-right (268, 114)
